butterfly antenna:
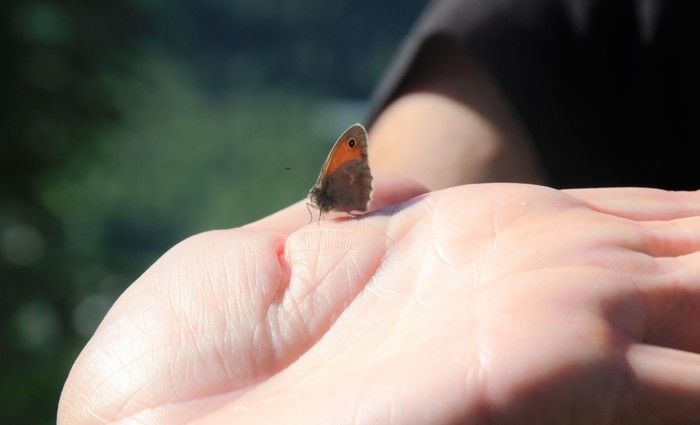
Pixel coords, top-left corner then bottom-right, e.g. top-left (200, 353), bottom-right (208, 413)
top-left (283, 167), bottom-right (312, 184)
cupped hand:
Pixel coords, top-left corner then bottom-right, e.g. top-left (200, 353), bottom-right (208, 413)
top-left (58, 177), bottom-right (700, 424)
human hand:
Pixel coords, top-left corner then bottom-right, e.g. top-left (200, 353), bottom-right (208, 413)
top-left (58, 178), bottom-right (700, 424)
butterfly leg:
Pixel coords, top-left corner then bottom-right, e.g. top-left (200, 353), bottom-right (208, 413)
top-left (343, 208), bottom-right (362, 218)
top-left (305, 203), bottom-right (324, 225)
top-left (305, 202), bottom-right (314, 225)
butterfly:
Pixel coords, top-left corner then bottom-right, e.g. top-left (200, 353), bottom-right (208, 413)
top-left (308, 123), bottom-right (373, 219)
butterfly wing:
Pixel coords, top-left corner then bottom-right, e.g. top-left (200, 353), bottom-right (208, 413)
top-left (310, 123), bottom-right (372, 212)
top-left (322, 156), bottom-right (372, 212)
top-left (314, 124), bottom-right (368, 185)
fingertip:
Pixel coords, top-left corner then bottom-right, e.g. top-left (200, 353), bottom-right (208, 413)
top-left (622, 343), bottom-right (700, 423)
top-left (369, 173), bottom-right (429, 212)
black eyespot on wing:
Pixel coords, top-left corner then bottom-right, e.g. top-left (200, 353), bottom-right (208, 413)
top-left (348, 138), bottom-right (356, 148)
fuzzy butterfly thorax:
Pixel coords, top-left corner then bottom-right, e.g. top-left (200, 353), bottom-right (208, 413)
top-left (308, 124), bottom-right (373, 214)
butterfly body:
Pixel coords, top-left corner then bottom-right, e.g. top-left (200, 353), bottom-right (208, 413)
top-left (309, 124), bottom-right (373, 214)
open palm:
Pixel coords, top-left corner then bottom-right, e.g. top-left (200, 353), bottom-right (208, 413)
top-left (59, 177), bottom-right (700, 424)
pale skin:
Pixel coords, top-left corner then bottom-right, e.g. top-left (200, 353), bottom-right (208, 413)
top-left (58, 178), bottom-right (700, 424)
top-left (59, 42), bottom-right (700, 423)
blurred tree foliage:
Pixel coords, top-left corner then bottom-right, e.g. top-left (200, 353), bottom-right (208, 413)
top-left (0, 0), bottom-right (425, 422)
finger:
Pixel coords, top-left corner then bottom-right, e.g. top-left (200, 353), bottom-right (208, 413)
top-left (621, 343), bottom-right (700, 424)
top-left (564, 187), bottom-right (700, 221)
top-left (640, 216), bottom-right (700, 257)
top-left (641, 251), bottom-right (700, 353)
top-left (246, 174), bottom-right (427, 235)
top-left (244, 198), bottom-right (311, 235)
top-left (367, 173), bottom-right (428, 212)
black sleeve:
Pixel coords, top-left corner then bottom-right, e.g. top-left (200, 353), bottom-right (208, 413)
top-left (367, 0), bottom-right (697, 190)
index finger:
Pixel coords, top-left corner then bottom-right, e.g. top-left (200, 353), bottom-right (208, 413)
top-left (564, 187), bottom-right (700, 221)
top-left (244, 174), bottom-right (428, 235)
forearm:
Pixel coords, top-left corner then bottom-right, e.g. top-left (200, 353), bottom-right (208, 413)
top-left (369, 38), bottom-right (545, 190)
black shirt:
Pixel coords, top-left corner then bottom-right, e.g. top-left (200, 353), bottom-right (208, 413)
top-left (369, 0), bottom-right (697, 189)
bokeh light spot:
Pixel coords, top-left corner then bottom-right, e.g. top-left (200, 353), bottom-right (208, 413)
top-left (14, 300), bottom-right (60, 351)
top-left (72, 293), bottom-right (114, 338)
top-left (1, 224), bottom-right (45, 266)
top-left (14, 3), bottom-right (74, 45)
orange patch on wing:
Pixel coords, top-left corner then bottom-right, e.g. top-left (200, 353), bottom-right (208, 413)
top-left (324, 137), bottom-right (363, 176)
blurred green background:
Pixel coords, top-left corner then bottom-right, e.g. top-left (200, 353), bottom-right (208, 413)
top-left (0, 1), bottom-right (425, 422)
